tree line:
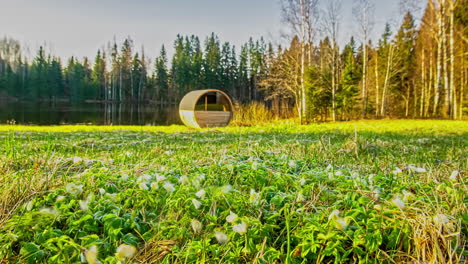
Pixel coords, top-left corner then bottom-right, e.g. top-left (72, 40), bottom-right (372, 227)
top-left (0, 34), bottom-right (271, 105)
top-left (263, 0), bottom-right (466, 121)
top-left (0, 0), bottom-right (466, 121)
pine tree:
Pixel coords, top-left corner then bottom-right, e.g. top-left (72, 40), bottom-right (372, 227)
top-left (154, 45), bottom-right (169, 103)
top-left (204, 33), bottom-right (221, 90)
top-left (393, 12), bottom-right (417, 117)
top-left (92, 50), bottom-right (107, 101)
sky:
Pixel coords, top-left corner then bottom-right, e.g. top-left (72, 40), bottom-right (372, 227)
top-left (0, 0), bottom-right (418, 62)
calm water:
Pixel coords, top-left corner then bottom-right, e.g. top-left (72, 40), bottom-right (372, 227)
top-left (0, 102), bottom-right (181, 125)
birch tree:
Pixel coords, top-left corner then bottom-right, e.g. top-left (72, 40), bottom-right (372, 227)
top-left (323, 0), bottom-right (342, 121)
top-left (353, 0), bottom-right (374, 118)
top-left (281, 0), bottom-right (319, 123)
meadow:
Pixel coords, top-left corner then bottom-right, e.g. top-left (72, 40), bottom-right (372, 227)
top-left (0, 120), bottom-right (466, 263)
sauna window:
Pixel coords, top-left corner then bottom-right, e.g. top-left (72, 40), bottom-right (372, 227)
top-left (194, 92), bottom-right (231, 111)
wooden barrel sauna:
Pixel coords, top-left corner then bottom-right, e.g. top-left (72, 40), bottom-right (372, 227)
top-left (179, 89), bottom-right (234, 128)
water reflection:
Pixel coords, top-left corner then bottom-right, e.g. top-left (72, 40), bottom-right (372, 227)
top-left (0, 102), bottom-right (181, 125)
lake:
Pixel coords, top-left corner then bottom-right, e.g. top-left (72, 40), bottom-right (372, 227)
top-left (0, 102), bottom-right (181, 125)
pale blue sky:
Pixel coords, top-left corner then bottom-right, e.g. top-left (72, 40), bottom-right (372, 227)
top-left (0, 0), bottom-right (419, 61)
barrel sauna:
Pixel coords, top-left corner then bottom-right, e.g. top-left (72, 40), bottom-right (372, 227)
top-left (179, 89), bottom-right (234, 128)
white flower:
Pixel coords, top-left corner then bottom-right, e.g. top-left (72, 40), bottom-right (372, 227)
top-left (296, 193), bottom-right (305, 202)
top-left (155, 174), bottom-right (166, 182)
top-left (165, 150), bottom-right (174, 155)
top-left (249, 189), bottom-right (260, 205)
top-left (226, 211), bottom-right (238, 223)
top-left (39, 207), bottom-right (59, 217)
top-left (232, 221), bottom-right (248, 234)
top-left (137, 174), bottom-right (152, 183)
top-left (56, 195), bottom-right (66, 202)
top-left (406, 165), bottom-right (426, 173)
top-left (221, 185), bottom-right (233, 193)
top-left (139, 182), bottom-right (149, 190)
top-left (79, 200), bottom-right (89, 211)
top-left (413, 167), bottom-right (426, 173)
top-left (192, 199), bottom-right (202, 209)
top-left (121, 174), bottom-right (129, 181)
top-left (334, 170), bottom-right (343, 176)
top-left (328, 209), bottom-right (340, 220)
top-left (150, 182), bottom-right (159, 190)
top-left (105, 193), bottom-right (117, 199)
top-left (178, 175), bottom-right (189, 184)
top-left (115, 244), bottom-right (136, 260)
top-left (449, 170), bottom-right (459, 181)
top-left (402, 190), bottom-right (414, 201)
top-left (196, 174), bottom-right (206, 181)
top-left (66, 183), bottom-right (83, 195)
top-left (191, 219), bottom-right (203, 233)
top-left (163, 182), bottom-right (175, 193)
top-left (196, 189), bottom-right (206, 199)
top-left (371, 187), bottom-right (381, 200)
top-left (72, 157), bottom-right (83, 164)
top-left (252, 161), bottom-right (259, 170)
top-left (368, 174), bottom-right (375, 184)
top-left (326, 164), bottom-right (333, 171)
top-left (433, 214), bottom-right (450, 226)
top-left (98, 188), bottom-right (106, 195)
top-left (85, 245), bottom-right (99, 264)
top-left (392, 198), bottom-right (405, 210)
top-left (335, 217), bottom-right (348, 231)
top-left (392, 167), bottom-right (403, 174)
top-left (25, 200), bottom-right (34, 211)
top-left (214, 231), bottom-right (229, 245)
top-left (288, 160), bottom-right (297, 168)
top-left (299, 178), bottom-right (306, 186)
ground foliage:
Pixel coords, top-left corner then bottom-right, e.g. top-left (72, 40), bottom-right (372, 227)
top-left (0, 120), bottom-right (466, 263)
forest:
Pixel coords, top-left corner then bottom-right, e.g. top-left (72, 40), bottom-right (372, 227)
top-left (0, 0), bottom-right (466, 121)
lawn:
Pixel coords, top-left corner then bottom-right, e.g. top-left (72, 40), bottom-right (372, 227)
top-left (0, 120), bottom-right (466, 263)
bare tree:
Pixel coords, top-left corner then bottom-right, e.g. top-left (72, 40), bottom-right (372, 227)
top-left (281, 0), bottom-right (320, 123)
top-left (260, 41), bottom-right (303, 118)
top-left (353, 0), bottom-right (375, 118)
top-left (323, 0), bottom-right (342, 121)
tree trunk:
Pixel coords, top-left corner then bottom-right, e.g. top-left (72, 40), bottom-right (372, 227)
top-left (381, 45), bottom-right (393, 117)
top-left (130, 68), bottom-right (134, 101)
top-left (461, 56), bottom-right (466, 119)
top-left (426, 47), bottom-right (433, 117)
top-left (442, 0), bottom-right (450, 118)
top-left (362, 42), bottom-right (367, 118)
top-left (405, 84), bottom-right (410, 117)
top-left (375, 53), bottom-right (380, 117)
top-left (420, 50), bottom-right (425, 117)
top-left (449, 0), bottom-right (455, 119)
top-left (331, 42), bottom-right (336, 122)
top-left (300, 0), bottom-right (307, 123)
top-left (434, 2), bottom-right (443, 116)
top-left (119, 67), bottom-right (123, 102)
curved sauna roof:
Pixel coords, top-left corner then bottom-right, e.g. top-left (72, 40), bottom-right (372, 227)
top-left (179, 89), bottom-right (234, 128)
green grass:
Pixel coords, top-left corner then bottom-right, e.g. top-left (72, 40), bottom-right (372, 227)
top-left (0, 120), bottom-right (466, 263)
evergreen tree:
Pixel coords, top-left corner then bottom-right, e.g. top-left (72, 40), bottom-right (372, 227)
top-left (154, 45), bottom-right (169, 103)
top-left (92, 50), bottom-right (107, 100)
top-left (393, 12), bottom-right (417, 117)
top-left (204, 33), bottom-right (221, 90)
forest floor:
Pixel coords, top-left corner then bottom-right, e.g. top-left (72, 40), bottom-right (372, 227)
top-left (0, 120), bottom-right (466, 263)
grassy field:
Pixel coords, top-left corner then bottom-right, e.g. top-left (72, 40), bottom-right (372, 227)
top-left (0, 120), bottom-right (466, 263)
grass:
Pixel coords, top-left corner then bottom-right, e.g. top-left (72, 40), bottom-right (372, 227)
top-left (0, 120), bottom-right (466, 263)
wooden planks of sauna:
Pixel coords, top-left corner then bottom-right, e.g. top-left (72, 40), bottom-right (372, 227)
top-left (194, 111), bottom-right (232, 128)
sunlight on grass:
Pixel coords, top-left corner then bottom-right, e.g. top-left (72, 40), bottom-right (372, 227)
top-left (0, 120), bottom-right (466, 263)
